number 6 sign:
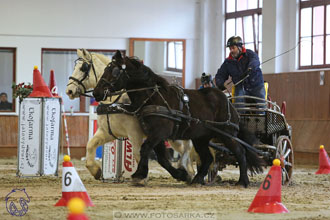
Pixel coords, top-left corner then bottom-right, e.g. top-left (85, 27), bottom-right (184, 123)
top-left (248, 159), bottom-right (289, 213)
top-left (55, 156), bottom-right (94, 207)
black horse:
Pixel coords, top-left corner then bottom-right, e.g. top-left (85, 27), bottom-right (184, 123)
top-left (93, 51), bottom-right (264, 187)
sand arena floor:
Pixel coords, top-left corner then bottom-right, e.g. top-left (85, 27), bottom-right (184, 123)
top-left (0, 157), bottom-right (330, 220)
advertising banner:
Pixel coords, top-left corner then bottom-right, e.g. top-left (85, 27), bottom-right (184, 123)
top-left (18, 98), bottom-right (42, 176)
top-left (41, 98), bottom-right (61, 175)
top-left (102, 139), bottom-right (137, 181)
top-left (121, 139), bottom-right (137, 178)
top-left (102, 141), bottom-right (119, 180)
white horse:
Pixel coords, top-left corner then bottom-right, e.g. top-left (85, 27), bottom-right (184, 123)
top-left (66, 49), bottom-right (195, 180)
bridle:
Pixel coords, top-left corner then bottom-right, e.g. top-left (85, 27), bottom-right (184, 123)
top-left (99, 60), bottom-right (129, 101)
top-left (67, 57), bottom-right (98, 97)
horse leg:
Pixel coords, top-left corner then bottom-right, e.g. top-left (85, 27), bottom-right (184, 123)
top-left (153, 141), bottom-right (190, 182)
top-left (180, 140), bottom-right (195, 178)
top-left (86, 128), bottom-right (114, 180)
top-left (223, 138), bottom-right (249, 187)
top-left (169, 140), bottom-right (195, 179)
top-left (127, 135), bottom-right (144, 164)
top-left (191, 138), bottom-right (213, 185)
top-left (131, 136), bottom-right (160, 181)
top-left (206, 147), bottom-right (221, 184)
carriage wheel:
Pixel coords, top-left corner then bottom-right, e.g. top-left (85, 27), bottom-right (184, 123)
top-left (275, 135), bottom-right (294, 186)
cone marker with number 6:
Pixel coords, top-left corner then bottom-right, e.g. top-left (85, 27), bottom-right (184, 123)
top-left (55, 155), bottom-right (94, 207)
top-left (247, 159), bottom-right (289, 213)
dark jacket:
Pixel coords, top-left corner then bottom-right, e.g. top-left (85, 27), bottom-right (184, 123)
top-left (0, 101), bottom-right (12, 110)
top-left (215, 47), bottom-right (264, 91)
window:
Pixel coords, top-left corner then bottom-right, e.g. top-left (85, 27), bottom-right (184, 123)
top-left (225, 0), bottom-right (263, 58)
top-left (166, 41), bottom-right (183, 72)
top-left (41, 49), bottom-right (121, 112)
top-left (0, 48), bottom-right (16, 112)
top-left (299, 0), bottom-right (330, 69)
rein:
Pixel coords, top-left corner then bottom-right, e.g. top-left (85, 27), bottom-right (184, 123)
top-left (103, 85), bottom-right (162, 116)
top-left (106, 84), bottom-right (239, 133)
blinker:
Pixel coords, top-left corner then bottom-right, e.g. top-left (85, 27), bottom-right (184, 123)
top-left (81, 62), bottom-right (90, 72)
top-left (112, 67), bottom-right (120, 77)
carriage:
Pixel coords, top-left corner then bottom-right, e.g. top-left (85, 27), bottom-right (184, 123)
top-left (211, 95), bottom-right (293, 185)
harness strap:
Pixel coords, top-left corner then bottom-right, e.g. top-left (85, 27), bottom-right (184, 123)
top-left (202, 122), bottom-right (263, 155)
top-left (172, 85), bottom-right (192, 138)
top-left (96, 103), bottom-right (135, 115)
top-left (139, 105), bottom-right (182, 122)
top-left (69, 76), bottom-right (87, 93)
top-left (106, 113), bottom-right (119, 140)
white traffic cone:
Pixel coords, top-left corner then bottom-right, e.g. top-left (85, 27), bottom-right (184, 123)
top-left (55, 155), bottom-right (94, 207)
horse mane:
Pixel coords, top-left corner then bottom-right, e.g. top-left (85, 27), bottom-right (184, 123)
top-left (127, 57), bottom-right (169, 89)
top-left (92, 52), bottom-right (111, 65)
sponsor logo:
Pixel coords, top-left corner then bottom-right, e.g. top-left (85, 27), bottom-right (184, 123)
top-left (124, 140), bottom-right (133, 172)
top-left (5, 189), bottom-right (30, 217)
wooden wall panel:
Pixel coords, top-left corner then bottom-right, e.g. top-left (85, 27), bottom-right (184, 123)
top-left (264, 71), bottom-right (330, 120)
top-left (289, 120), bottom-right (330, 153)
top-left (304, 72), bottom-right (316, 119)
top-left (0, 115), bottom-right (88, 158)
top-left (318, 72), bottom-right (330, 119)
top-left (0, 116), bottom-right (18, 147)
top-left (293, 72), bottom-right (305, 119)
top-left (63, 116), bottom-right (89, 148)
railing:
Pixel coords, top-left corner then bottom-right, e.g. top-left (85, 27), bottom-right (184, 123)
top-left (229, 95), bottom-right (281, 113)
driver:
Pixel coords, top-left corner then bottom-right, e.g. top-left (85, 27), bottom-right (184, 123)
top-left (215, 36), bottom-right (265, 103)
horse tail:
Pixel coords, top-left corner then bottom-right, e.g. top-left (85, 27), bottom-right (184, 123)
top-left (244, 145), bottom-right (265, 175)
top-left (238, 126), bottom-right (266, 175)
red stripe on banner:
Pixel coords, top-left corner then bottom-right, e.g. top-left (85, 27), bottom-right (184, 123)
top-left (93, 120), bottom-right (98, 134)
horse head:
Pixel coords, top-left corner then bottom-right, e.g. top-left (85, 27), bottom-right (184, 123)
top-left (93, 51), bottom-right (135, 101)
top-left (66, 49), bottom-right (107, 99)
top-left (93, 50), bottom-right (161, 102)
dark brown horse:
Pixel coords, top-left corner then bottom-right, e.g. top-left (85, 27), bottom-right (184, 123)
top-left (93, 51), bottom-right (263, 187)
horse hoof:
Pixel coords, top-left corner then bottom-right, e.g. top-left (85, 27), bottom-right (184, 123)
top-left (206, 175), bottom-right (222, 186)
top-left (191, 176), bottom-right (205, 185)
top-left (94, 168), bottom-right (102, 180)
top-left (131, 178), bottom-right (148, 186)
top-left (185, 175), bottom-right (193, 184)
top-left (190, 182), bottom-right (203, 187)
top-left (177, 167), bottom-right (190, 182)
top-left (235, 180), bottom-right (249, 188)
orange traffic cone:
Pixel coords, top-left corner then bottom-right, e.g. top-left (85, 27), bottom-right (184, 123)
top-left (55, 155), bottom-right (94, 207)
top-left (248, 159), bottom-right (289, 213)
top-left (48, 69), bottom-right (60, 97)
top-left (67, 198), bottom-right (89, 220)
top-left (315, 145), bottom-right (330, 174)
top-left (29, 66), bottom-right (53, 98)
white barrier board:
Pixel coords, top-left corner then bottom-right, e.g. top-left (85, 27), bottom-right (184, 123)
top-left (121, 139), bottom-right (137, 178)
top-left (18, 98), bottom-right (61, 176)
top-left (102, 141), bottom-right (118, 179)
top-left (18, 98), bottom-right (42, 176)
top-left (41, 98), bottom-right (61, 175)
top-left (102, 139), bottom-right (137, 181)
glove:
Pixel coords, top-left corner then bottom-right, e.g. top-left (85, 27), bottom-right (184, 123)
top-left (217, 83), bottom-right (226, 91)
top-left (243, 68), bottom-right (252, 78)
